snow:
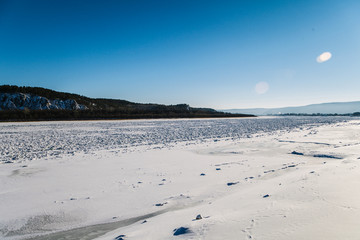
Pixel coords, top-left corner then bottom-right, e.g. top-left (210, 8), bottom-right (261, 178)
top-left (1, 117), bottom-right (360, 240)
top-left (0, 117), bottom-right (347, 163)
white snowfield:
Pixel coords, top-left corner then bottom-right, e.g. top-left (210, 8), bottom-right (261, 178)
top-left (1, 117), bottom-right (360, 240)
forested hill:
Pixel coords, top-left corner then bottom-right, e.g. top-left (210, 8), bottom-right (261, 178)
top-left (0, 85), bottom-right (254, 121)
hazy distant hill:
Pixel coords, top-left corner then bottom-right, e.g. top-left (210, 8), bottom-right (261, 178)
top-left (0, 85), bottom-right (254, 121)
top-left (223, 101), bottom-right (360, 115)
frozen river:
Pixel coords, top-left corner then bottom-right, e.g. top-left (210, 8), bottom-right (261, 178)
top-left (2, 117), bottom-right (360, 240)
top-left (0, 116), bottom-right (351, 164)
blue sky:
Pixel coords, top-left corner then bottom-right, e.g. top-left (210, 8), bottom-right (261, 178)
top-left (1, 0), bottom-right (360, 109)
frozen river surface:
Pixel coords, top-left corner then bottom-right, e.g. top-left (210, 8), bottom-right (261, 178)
top-left (0, 117), bottom-right (351, 163)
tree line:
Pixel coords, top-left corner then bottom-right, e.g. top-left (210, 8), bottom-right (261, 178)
top-left (0, 85), bottom-right (255, 121)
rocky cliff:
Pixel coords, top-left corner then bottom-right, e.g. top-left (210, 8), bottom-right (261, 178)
top-left (0, 93), bottom-right (88, 111)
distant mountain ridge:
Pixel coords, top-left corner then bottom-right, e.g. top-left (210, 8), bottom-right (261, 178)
top-left (223, 101), bottom-right (360, 115)
top-left (0, 85), bottom-right (253, 121)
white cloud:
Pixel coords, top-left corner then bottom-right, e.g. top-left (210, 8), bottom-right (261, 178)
top-left (255, 82), bottom-right (269, 94)
top-left (316, 52), bottom-right (332, 63)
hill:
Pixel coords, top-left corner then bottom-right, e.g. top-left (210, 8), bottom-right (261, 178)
top-left (0, 85), bottom-right (254, 121)
top-left (223, 101), bottom-right (360, 116)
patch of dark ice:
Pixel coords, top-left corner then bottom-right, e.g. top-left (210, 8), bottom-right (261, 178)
top-left (291, 151), bottom-right (304, 155)
top-left (114, 234), bottom-right (126, 240)
top-left (227, 182), bottom-right (239, 186)
top-left (173, 227), bottom-right (191, 236)
top-left (313, 154), bottom-right (343, 159)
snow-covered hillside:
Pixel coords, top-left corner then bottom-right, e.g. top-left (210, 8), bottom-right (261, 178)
top-left (0, 93), bottom-right (88, 111)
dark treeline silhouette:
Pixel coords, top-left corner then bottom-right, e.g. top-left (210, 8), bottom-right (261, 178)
top-left (0, 85), bottom-right (254, 121)
top-left (0, 109), bottom-right (253, 121)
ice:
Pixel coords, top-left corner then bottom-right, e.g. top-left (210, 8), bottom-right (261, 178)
top-left (0, 117), bottom-right (349, 164)
top-left (1, 116), bottom-right (360, 240)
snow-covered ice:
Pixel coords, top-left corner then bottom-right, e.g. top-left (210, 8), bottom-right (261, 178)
top-left (0, 117), bottom-right (347, 164)
top-left (1, 116), bottom-right (360, 240)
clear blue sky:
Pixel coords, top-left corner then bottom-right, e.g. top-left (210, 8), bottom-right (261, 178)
top-left (1, 0), bottom-right (360, 109)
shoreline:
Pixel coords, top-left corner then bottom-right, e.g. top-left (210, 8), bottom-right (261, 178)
top-left (0, 115), bottom-right (257, 124)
